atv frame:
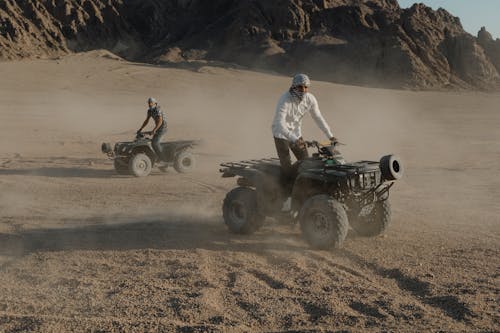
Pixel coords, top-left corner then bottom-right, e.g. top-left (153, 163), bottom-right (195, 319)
top-left (220, 141), bottom-right (403, 249)
top-left (102, 132), bottom-right (200, 177)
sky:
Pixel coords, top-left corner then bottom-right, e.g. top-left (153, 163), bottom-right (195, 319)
top-left (398, 0), bottom-right (500, 39)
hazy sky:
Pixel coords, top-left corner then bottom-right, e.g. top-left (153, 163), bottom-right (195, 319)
top-left (398, 0), bottom-right (500, 39)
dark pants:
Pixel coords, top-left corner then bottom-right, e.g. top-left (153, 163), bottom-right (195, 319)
top-left (274, 137), bottom-right (309, 180)
top-left (152, 126), bottom-right (167, 161)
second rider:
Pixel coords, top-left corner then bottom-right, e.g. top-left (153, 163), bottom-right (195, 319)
top-left (137, 97), bottom-right (167, 161)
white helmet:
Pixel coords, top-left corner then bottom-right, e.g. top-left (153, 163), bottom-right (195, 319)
top-left (148, 97), bottom-right (157, 104)
top-left (292, 74), bottom-right (311, 87)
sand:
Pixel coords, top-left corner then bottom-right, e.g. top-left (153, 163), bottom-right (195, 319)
top-left (0, 51), bottom-right (499, 332)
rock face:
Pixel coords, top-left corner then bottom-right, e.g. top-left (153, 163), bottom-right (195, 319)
top-left (0, 0), bottom-right (128, 58)
top-left (1, 0), bottom-right (499, 89)
top-left (477, 26), bottom-right (500, 76)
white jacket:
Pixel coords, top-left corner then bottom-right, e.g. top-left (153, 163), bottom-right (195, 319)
top-left (272, 91), bottom-right (333, 142)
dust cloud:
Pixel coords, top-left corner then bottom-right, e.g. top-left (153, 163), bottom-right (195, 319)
top-left (0, 52), bottom-right (499, 331)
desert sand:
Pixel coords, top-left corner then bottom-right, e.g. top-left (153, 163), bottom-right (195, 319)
top-left (0, 51), bottom-right (498, 332)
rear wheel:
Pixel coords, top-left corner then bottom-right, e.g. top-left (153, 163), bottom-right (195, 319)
top-left (223, 187), bottom-right (264, 234)
top-left (174, 150), bottom-right (196, 173)
top-left (129, 153), bottom-right (152, 177)
top-left (299, 195), bottom-right (348, 249)
top-left (114, 158), bottom-right (130, 175)
top-left (350, 200), bottom-right (391, 237)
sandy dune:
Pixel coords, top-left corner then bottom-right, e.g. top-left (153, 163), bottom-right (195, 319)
top-left (0, 51), bottom-right (499, 332)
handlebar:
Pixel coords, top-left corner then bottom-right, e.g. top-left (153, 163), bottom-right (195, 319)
top-left (136, 131), bottom-right (153, 139)
top-left (304, 140), bottom-right (346, 158)
top-left (305, 140), bottom-right (320, 148)
top-left (305, 140), bottom-right (344, 148)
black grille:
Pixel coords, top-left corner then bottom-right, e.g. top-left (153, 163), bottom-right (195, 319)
top-left (347, 171), bottom-right (381, 191)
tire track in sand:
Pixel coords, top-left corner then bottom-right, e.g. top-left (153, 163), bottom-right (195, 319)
top-left (339, 249), bottom-right (477, 323)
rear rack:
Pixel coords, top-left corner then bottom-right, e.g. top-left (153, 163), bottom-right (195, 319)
top-left (220, 158), bottom-right (279, 170)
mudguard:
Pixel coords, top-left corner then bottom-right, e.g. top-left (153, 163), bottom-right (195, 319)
top-left (291, 172), bottom-right (328, 210)
top-left (221, 165), bottom-right (283, 214)
top-left (160, 140), bottom-right (198, 161)
top-left (118, 142), bottom-right (154, 157)
top-left (221, 167), bottom-right (266, 184)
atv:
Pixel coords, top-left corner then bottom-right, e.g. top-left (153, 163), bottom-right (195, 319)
top-left (219, 141), bottom-right (403, 249)
top-left (101, 132), bottom-right (199, 177)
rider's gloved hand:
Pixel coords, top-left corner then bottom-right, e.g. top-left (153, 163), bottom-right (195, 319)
top-left (136, 130), bottom-right (142, 135)
top-left (329, 136), bottom-right (339, 145)
top-left (294, 137), bottom-right (306, 150)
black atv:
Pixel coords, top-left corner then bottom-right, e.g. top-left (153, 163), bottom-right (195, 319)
top-left (101, 132), bottom-right (199, 177)
top-left (219, 141), bottom-right (403, 249)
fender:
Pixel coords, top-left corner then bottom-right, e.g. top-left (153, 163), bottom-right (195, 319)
top-left (131, 145), bottom-right (156, 163)
top-left (222, 167), bottom-right (265, 185)
top-left (162, 140), bottom-right (200, 160)
top-left (291, 173), bottom-right (328, 210)
top-left (221, 167), bottom-right (283, 214)
top-left (128, 142), bottom-right (153, 153)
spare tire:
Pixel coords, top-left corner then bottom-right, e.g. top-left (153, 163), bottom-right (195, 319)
top-left (101, 142), bottom-right (112, 154)
top-left (380, 155), bottom-right (403, 181)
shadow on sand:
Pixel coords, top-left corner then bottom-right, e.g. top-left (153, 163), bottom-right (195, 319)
top-left (0, 167), bottom-right (117, 178)
top-left (0, 167), bottom-right (171, 179)
top-left (0, 214), bottom-right (306, 257)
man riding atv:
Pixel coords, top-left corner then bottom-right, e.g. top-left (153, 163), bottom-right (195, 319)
top-left (220, 74), bottom-right (403, 248)
top-left (101, 97), bottom-right (198, 176)
top-left (272, 74), bottom-right (337, 179)
top-left (137, 97), bottom-right (167, 161)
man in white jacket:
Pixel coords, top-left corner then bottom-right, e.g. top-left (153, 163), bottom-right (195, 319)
top-left (272, 74), bottom-right (337, 179)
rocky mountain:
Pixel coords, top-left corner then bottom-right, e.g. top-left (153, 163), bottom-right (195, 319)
top-left (1, 0), bottom-right (499, 89)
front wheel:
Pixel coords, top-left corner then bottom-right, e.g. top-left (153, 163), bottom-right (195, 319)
top-left (174, 150), bottom-right (196, 173)
top-left (129, 153), bottom-right (152, 177)
top-left (299, 195), bottom-right (348, 249)
top-left (350, 200), bottom-right (391, 237)
top-left (223, 187), bottom-right (265, 234)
